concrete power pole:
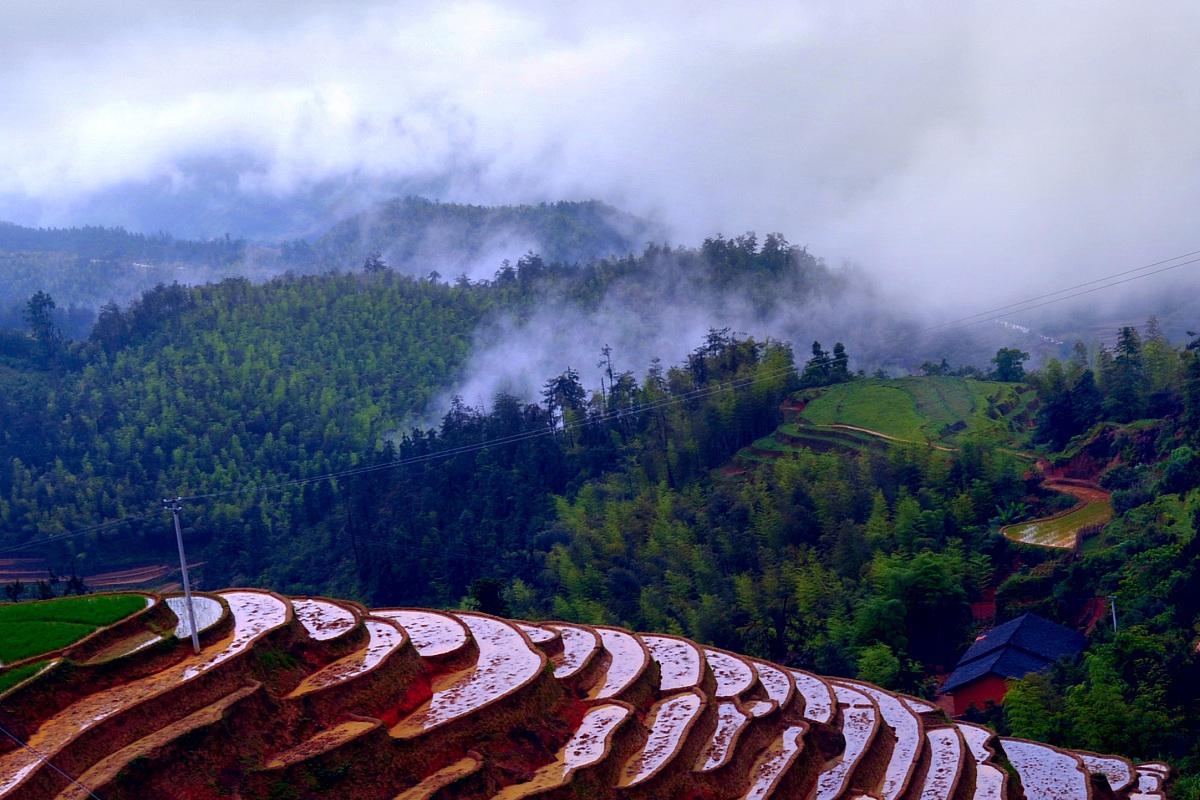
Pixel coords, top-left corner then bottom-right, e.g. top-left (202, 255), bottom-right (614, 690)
top-left (1108, 595), bottom-right (1118, 632)
top-left (165, 497), bottom-right (201, 653)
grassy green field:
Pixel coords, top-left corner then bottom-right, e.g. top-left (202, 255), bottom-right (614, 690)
top-left (798, 377), bottom-right (1031, 446)
top-left (0, 660), bottom-right (48, 695)
top-left (1001, 500), bottom-right (1113, 548)
top-left (0, 594), bottom-right (146, 664)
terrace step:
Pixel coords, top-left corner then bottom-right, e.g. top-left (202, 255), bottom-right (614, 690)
top-left (491, 702), bottom-right (634, 798)
top-left (263, 719), bottom-right (382, 770)
top-left (589, 627), bottom-right (651, 701)
top-left (1074, 751), bottom-right (1134, 795)
top-left (545, 622), bottom-right (602, 683)
top-left (955, 724), bottom-right (1006, 800)
top-left (286, 617), bottom-right (405, 698)
top-left (76, 629), bottom-right (164, 665)
top-left (0, 595), bottom-right (1159, 800)
top-left (374, 608), bottom-right (472, 662)
top-left (293, 597), bottom-right (360, 641)
top-left (706, 648), bottom-right (757, 699)
top-left (900, 696), bottom-right (939, 716)
top-left (393, 755), bottom-right (484, 800)
top-left (741, 724), bottom-right (814, 800)
top-left (390, 613), bottom-right (545, 739)
top-left (813, 684), bottom-right (881, 800)
top-left (639, 634), bottom-right (705, 693)
top-left (836, 680), bottom-right (924, 800)
top-left (910, 727), bottom-right (966, 800)
top-left (167, 592), bottom-right (226, 639)
top-left (54, 682), bottom-right (262, 800)
top-left (0, 590), bottom-right (289, 799)
top-left (616, 689), bottom-right (708, 790)
top-left (695, 700), bottom-right (752, 773)
top-left (515, 623), bottom-right (562, 656)
top-left (1000, 738), bottom-right (1090, 800)
top-left (751, 661), bottom-right (796, 716)
top-left (1133, 765), bottom-right (1169, 800)
top-left (790, 668), bottom-right (836, 725)
top-left (79, 564), bottom-right (172, 589)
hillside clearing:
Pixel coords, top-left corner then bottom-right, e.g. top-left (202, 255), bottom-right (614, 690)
top-left (799, 377), bottom-right (1030, 446)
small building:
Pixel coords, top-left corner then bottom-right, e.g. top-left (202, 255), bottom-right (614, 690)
top-left (940, 613), bottom-right (1086, 716)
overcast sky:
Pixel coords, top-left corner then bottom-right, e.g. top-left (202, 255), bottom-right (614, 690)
top-left (3, 1), bottom-right (1199, 305)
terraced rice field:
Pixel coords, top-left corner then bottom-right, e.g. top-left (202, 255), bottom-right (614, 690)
top-left (373, 608), bottom-right (468, 658)
top-left (706, 648), bottom-right (755, 698)
top-left (292, 597), bottom-right (358, 640)
top-left (0, 589), bottom-right (1166, 799)
top-left (751, 661), bottom-right (794, 710)
top-left (732, 376), bottom-right (1033, 472)
top-left (799, 377), bottom-right (1030, 446)
top-left (958, 723), bottom-right (1007, 800)
top-left (590, 625), bottom-right (649, 699)
top-left (919, 727), bottom-right (965, 800)
top-left (697, 700), bottom-right (749, 771)
top-left (837, 679), bottom-right (923, 800)
top-left (287, 618), bottom-right (403, 696)
top-left (547, 622), bottom-right (600, 679)
top-left (641, 634), bottom-right (704, 692)
top-left (617, 690), bottom-right (705, 788)
top-left (1001, 738), bottom-right (1091, 800)
top-left (0, 593), bottom-right (149, 664)
top-left (744, 725), bottom-right (807, 800)
top-left (790, 668), bottom-right (835, 724)
top-left (814, 684), bottom-right (880, 800)
top-left (1001, 482), bottom-right (1113, 548)
top-left (167, 593), bottom-right (224, 638)
top-left (493, 702), bottom-right (631, 797)
top-left (391, 612), bottom-right (544, 737)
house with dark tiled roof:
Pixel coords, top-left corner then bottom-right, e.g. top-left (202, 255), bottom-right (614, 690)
top-left (941, 612), bottom-right (1086, 715)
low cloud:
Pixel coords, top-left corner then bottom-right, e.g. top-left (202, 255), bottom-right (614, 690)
top-left (2, 2), bottom-right (1199, 308)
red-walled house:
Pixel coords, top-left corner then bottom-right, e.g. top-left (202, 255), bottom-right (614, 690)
top-left (940, 613), bottom-right (1086, 716)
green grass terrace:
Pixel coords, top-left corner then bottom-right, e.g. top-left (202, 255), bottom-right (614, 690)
top-left (0, 593), bottom-right (148, 665)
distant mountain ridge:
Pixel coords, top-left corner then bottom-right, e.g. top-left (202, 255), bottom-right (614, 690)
top-left (294, 196), bottom-right (658, 278)
top-left (0, 196), bottom-right (658, 323)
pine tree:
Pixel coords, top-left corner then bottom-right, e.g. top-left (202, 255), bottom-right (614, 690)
top-left (1103, 327), bottom-right (1147, 421)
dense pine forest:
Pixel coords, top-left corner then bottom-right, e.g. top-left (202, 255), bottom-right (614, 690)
top-left (1, 228), bottom-right (1199, 794)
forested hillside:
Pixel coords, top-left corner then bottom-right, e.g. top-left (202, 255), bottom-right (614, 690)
top-left (1, 229), bottom-right (1199, 790)
top-left (0, 234), bottom-right (829, 592)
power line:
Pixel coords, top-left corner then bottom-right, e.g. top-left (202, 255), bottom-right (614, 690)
top-left (0, 360), bottom-right (798, 554)
top-left (0, 512), bottom-right (156, 556)
top-left (175, 360), bottom-right (799, 503)
top-left (925, 250), bottom-right (1200, 332)
top-left (5, 245), bottom-right (1198, 556)
top-left (936, 255), bottom-right (1200, 332)
top-left (0, 721), bottom-right (103, 800)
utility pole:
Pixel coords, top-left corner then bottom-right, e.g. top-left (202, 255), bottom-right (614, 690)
top-left (165, 497), bottom-right (200, 654)
top-left (1108, 595), bottom-right (1118, 633)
